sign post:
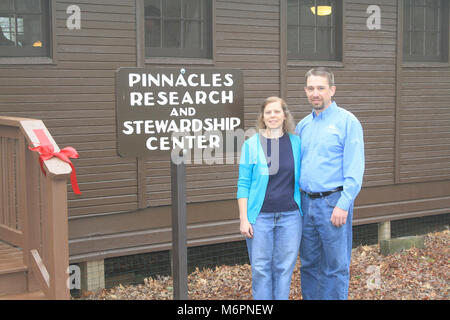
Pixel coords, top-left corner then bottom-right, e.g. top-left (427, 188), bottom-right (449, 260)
top-left (171, 151), bottom-right (188, 300)
top-left (115, 67), bottom-right (244, 300)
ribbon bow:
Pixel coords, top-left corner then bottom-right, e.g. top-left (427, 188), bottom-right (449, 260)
top-left (29, 129), bottom-right (81, 195)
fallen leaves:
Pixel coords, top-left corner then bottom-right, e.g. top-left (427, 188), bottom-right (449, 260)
top-left (349, 229), bottom-right (449, 300)
top-left (78, 229), bottom-right (449, 300)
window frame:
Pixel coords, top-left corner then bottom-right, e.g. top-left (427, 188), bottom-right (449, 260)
top-left (286, 0), bottom-right (343, 64)
top-left (0, 0), bottom-right (55, 65)
top-left (402, 0), bottom-right (450, 64)
top-left (142, 0), bottom-right (214, 64)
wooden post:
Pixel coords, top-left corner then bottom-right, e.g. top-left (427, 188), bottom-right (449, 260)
top-left (171, 157), bottom-right (188, 300)
top-left (378, 220), bottom-right (391, 242)
top-left (45, 174), bottom-right (70, 300)
top-left (25, 147), bottom-right (41, 252)
top-left (17, 135), bottom-right (31, 281)
top-left (80, 260), bottom-right (105, 293)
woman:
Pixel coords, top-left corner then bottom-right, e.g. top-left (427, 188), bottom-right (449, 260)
top-left (237, 96), bottom-right (302, 300)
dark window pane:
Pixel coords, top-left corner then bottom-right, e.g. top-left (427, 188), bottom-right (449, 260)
top-left (164, 0), bottom-right (181, 18)
top-left (15, 0), bottom-right (41, 13)
top-left (404, 2), bottom-right (411, 31)
top-left (287, 26), bottom-right (299, 53)
top-left (299, 1), bottom-right (315, 26)
top-left (0, 0), bottom-right (50, 58)
top-left (403, 0), bottom-right (448, 62)
top-left (411, 31), bottom-right (424, 55)
top-left (425, 31), bottom-right (438, 56)
top-left (412, 5), bottom-right (425, 31)
top-left (184, 0), bottom-right (201, 19)
top-left (403, 31), bottom-right (411, 56)
top-left (18, 15), bottom-right (43, 47)
top-left (144, 0), bottom-right (161, 17)
top-left (300, 0), bottom-right (315, 8)
top-left (425, 6), bottom-right (438, 31)
top-left (299, 27), bottom-right (315, 55)
top-left (0, 0), bottom-right (13, 11)
top-left (287, 0), bottom-right (299, 25)
top-left (316, 14), bottom-right (332, 27)
top-left (145, 19), bottom-right (161, 47)
top-left (145, 0), bottom-right (211, 58)
top-left (184, 21), bottom-right (200, 48)
top-left (316, 27), bottom-right (332, 56)
top-left (163, 20), bottom-right (181, 47)
top-left (288, 0), bottom-right (341, 61)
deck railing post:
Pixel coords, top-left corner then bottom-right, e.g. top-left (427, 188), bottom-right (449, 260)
top-left (25, 148), bottom-right (42, 255)
top-left (0, 117), bottom-right (74, 299)
top-left (45, 174), bottom-right (70, 300)
top-left (17, 135), bottom-right (32, 285)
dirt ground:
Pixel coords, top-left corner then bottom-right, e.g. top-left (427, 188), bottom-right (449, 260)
top-left (78, 229), bottom-right (448, 300)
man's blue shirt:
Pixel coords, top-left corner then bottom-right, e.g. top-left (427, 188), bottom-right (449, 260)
top-left (295, 101), bottom-right (365, 211)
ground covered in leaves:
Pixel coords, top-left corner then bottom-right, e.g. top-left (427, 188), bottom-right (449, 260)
top-left (79, 230), bottom-right (448, 300)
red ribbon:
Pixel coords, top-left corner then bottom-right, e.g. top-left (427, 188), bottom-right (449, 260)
top-left (29, 129), bottom-right (81, 195)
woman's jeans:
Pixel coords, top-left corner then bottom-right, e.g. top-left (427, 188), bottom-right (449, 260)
top-left (246, 210), bottom-right (302, 300)
top-left (299, 191), bottom-right (353, 300)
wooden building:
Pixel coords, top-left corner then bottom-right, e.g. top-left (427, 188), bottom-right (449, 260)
top-left (1, 0), bottom-right (449, 273)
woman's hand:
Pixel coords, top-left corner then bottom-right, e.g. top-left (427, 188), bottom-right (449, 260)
top-left (238, 198), bottom-right (253, 238)
top-left (240, 219), bottom-right (254, 238)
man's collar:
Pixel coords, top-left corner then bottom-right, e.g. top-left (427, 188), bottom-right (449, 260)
top-left (312, 101), bottom-right (336, 119)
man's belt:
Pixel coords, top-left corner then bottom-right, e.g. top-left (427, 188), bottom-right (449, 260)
top-left (302, 186), bottom-right (343, 199)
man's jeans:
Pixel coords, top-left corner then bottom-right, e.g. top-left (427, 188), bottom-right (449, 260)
top-left (300, 191), bottom-right (353, 300)
top-left (246, 210), bottom-right (302, 300)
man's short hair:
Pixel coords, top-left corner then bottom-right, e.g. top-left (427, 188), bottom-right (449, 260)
top-left (305, 67), bottom-right (335, 87)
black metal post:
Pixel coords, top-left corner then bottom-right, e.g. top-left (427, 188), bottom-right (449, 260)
top-left (171, 156), bottom-right (188, 300)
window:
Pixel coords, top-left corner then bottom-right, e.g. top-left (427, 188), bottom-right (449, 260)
top-left (0, 0), bottom-right (51, 58)
top-left (144, 0), bottom-right (212, 59)
top-left (403, 0), bottom-right (449, 62)
top-left (287, 0), bottom-right (342, 61)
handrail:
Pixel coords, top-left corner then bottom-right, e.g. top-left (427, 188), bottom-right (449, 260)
top-left (0, 116), bottom-right (72, 299)
top-left (0, 116), bottom-right (71, 175)
top-left (0, 116), bottom-right (32, 127)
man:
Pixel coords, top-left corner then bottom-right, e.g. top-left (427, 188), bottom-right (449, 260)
top-left (295, 67), bottom-right (365, 300)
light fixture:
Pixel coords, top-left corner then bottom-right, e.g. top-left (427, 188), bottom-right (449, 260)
top-left (310, 6), bottom-right (332, 16)
top-left (32, 41), bottom-right (42, 47)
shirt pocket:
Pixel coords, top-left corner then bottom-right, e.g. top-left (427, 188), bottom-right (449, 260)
top-left (317, 128), bottom-right (343, 158)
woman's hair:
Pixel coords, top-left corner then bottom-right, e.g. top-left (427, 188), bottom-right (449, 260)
top-left (256, 96), bottom-right (295, 134)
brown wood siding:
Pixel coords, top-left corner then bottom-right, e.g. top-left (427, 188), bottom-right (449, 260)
top-left (0, 0), bottom-right (139, 219)
top-left (57, 1), bottom-right (138, 217)
top-left (399, 69), bottom-right (450, 183)
top-left (287, 0), bottom-right (398, 189)
top-left (1, 0), bottom-right (449, 263)
top-left (144, 0), bottom-right (281, 207)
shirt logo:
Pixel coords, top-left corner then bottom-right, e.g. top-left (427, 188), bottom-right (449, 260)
top-left (327, 124), bottom-right (340, 135)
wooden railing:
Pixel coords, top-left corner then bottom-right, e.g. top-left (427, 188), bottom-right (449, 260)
top-left (0, 116), bottom-right (71, 299)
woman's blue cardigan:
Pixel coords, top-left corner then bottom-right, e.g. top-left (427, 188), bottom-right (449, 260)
top-left (237, 133), bottom-right (302, 224)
